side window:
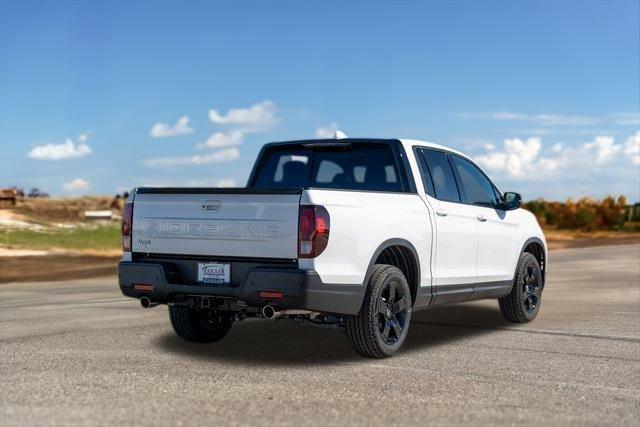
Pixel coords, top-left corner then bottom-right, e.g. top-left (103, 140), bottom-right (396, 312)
top-left (414, 149), bottom-right (435, 197)
top-left (450, 155), bottom-right (500, 207)
top-left (420, 149), bottom-right (460, 203)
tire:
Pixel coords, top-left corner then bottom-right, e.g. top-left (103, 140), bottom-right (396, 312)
top-left (499, 252), bottom-right (543, 323)
top-left (169, 305), bottom-right (233, 343)
top-left (345, 264), bottom-right (412, 358)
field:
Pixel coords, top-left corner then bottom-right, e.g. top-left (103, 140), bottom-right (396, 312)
top-left (0, 196), bottom-right (121, 254)
top-left (1, 224), bottom-right (120, 252)
top-left (0, 197), bottom-right (122, 283)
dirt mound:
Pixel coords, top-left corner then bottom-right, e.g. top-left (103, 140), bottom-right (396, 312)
top-left (11, 196), bottom-right (122, 223)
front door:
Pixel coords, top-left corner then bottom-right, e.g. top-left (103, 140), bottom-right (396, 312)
top-left (415, 148), bottom-right (478, 303)
top-left (448, 154), bottom-right (519, 289)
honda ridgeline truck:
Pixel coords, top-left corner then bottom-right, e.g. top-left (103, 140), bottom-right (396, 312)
top-left (118, 138), bottom-right (547, 358)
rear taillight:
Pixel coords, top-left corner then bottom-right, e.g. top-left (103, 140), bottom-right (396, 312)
top-left (122, 202), bottom-right (133, 252)
top-left (298, 205), bottom-right (330, 258)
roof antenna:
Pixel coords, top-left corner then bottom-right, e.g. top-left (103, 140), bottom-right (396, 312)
top-left (334, 130), bottom-right (348, 139)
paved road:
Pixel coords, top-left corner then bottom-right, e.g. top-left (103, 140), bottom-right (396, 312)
top-left (1, 245), bottom-right (639, 426)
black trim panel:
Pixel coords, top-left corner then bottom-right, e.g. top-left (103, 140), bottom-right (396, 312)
top-left (118, 262), bottom-right (366, 315)
top-left (431, 280), bottom-right (513, 305)
top-left (469, 280), bottom-right (513, 300)
top-left (432, 284), bottom-right (474, 305)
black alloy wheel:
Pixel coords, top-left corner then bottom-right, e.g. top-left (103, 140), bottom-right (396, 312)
top-left (377, 280), bottom-right (409, 345)
top-left (499, 252), bottom-right (543, 323)
top-left (346, 264), bottom-right (413, 358)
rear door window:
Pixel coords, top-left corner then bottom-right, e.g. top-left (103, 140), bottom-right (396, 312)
top-left (419, 149), bottom-right (461, 203)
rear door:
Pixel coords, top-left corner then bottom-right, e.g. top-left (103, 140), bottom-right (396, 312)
top-left (448, 155), bottom-right (519, 284)
top-left (132, 189), bottom-right (301, 259)
top-left (416, 148), bottom-right (478, 303)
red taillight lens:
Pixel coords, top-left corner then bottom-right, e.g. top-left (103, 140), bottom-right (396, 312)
top-left (298, 205), bottom-right (330, 258)
top-left (122, 203), bottom-right (133, 251)
top-left (259, 291), bottom-right (284, 299)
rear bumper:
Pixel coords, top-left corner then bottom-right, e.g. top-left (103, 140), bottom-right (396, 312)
top-left (117, 261), bottom-right (365, 315)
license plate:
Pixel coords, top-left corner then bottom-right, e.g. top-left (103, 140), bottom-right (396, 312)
top-left (197, 262), bottom-right (230, 284)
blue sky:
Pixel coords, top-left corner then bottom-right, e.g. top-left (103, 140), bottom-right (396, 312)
top-left (1, 0), bottom-right (638, 201)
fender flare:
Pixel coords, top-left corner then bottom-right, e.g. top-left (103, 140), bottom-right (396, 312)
top-left (517, 236), bottom-right (547, 286)
top-left (362, 238), bottom-right (422, 304)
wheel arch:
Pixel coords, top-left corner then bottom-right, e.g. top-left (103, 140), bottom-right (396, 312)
top-left (364, 239), bottom-right (421, 306)
top-left (519, 237), bottom-right (546, 287)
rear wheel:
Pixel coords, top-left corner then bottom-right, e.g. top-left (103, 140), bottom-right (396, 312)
top-left (499, 252), bottom-right (543, 323)
top-left (169, 305), bottom-right (233, 343)
top-left (346, 264), bottom-right (412, 358)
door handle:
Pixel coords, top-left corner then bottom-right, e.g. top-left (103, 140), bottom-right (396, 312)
top-left (436, 210), bottom-right (448, 217)
top-left (477, 214), bottom-right (487, 222)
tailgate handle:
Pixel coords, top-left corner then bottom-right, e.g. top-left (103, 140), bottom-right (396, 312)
top-left (202, 200), bottom-right (222, 212)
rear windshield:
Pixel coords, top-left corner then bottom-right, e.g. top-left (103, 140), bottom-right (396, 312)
top-left (251, 143), bottom-right (404, 192)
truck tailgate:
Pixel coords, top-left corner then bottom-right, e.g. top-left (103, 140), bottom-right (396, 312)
top-left (131, 189), bottom-right (301, 259)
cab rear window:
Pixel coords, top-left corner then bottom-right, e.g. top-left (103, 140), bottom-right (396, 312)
top-left (252, 143), bottom-right (404, 192)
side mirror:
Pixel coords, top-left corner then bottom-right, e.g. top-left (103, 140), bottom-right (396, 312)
top-left (501, 192), bottom-right (522, 210)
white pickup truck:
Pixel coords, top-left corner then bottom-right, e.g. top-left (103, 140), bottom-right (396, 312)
top-left (118, 138), bottom-right (547, 358)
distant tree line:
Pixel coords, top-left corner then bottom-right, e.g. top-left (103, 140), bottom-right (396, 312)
top-left (523, 196), bottom-right (639, 231)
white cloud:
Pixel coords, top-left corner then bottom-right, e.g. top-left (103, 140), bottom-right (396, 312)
top-left (584, 136), bottom-right (620, 164)
top-left (315, 123), bottom-right (341, 138)
top-left (186, 178), bottom-right (237, 187)
top-left (28, 135), bottom-right (92, 160)
top-left (208, 101), bottom-right (279, 132)
top-left (476, 137), bottom-right (557, 178)
top-left (458, 111), bottom-right (601, 126)
top-left (625, 130), bottom-right (640, 165)
top-left (63, 178), bottom-right (90, 193)
top-left (197, 131), bottom-right (243, 149)
top-left (143, 147), bottom-right (240, 168)
top-left (611, 113), bottom-right (640, 126)
top-left (149, 116), bottom-right (195, 138)
top-left (476, 132), bottom-right (640, 181)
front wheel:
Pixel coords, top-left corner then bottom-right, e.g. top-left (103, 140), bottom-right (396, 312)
top-left (499, 252), bottom-right (543, 323)
top-left (169, 305), bottom-right (233, 343)
top-left (346, 264), bottom-right (412, 358)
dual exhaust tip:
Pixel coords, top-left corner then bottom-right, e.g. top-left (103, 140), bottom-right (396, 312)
top-left (262, 305), bottom-right (318, 320)
top-left (262, 305), bottom-right (278, 319)
top-left (139, 298), bottom-right (316, 320)
top-left (140, 297), bottom-right (158, 309)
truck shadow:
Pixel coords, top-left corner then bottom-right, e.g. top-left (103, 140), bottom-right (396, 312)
top-left (155, 302), bottom-right (512, 366)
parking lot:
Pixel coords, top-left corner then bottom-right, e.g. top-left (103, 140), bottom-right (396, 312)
top-left (1, 244), bottom-right (639, 426)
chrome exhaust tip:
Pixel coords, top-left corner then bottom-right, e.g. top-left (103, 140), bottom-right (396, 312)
top-left (140, 297), bottom-right (158, 309)
top-left (262, 305), bottom-right (277, 319)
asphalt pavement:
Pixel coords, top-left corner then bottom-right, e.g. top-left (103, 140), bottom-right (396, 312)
top-left (1, 244), bottom-right (639, 426)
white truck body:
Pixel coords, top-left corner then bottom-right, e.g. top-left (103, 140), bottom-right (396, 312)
top-left (119, 137), bottom-right (547, 357)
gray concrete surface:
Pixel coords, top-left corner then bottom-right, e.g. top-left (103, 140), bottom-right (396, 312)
top-left (1, 244), bottom-right (639, 426)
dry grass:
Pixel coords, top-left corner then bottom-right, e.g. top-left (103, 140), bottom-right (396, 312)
top-left (545, 229), bottom-right (640, 250)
